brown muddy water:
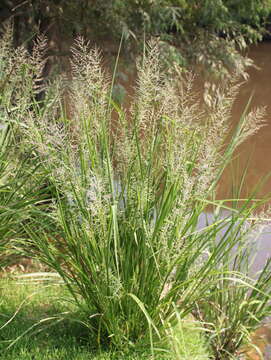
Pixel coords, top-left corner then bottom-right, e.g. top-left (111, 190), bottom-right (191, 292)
top-left (200, 42), bottom-right (271, 276)
top-left (218, 42), bottom-right (271, 201)
top-left (216, 42), bottom-right (271, 279)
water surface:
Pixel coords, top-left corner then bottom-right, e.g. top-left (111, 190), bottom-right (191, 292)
top-left (218, 42), bottom-right (271, 201)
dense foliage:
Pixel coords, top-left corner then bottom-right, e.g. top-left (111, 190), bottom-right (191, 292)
top-left (0, 0), bottom-right (271, 76)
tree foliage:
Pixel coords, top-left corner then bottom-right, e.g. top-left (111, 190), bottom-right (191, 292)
top-left (0, 0), bottom-right (271, 76)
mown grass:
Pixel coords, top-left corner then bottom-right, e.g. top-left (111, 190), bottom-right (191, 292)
top-left (0, 275), bottom-right (210, 359)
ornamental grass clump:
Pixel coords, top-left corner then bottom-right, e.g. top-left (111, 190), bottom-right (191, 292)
top-left (3, 26), bottom-right (270, 356)
top-left (0, 23), bottom-right (50, 269)
top-left (0, 125), bottom-right (39, 268)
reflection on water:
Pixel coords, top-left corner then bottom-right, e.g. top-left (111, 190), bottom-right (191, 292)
top-left (198, 211), bottom-right (271, 275)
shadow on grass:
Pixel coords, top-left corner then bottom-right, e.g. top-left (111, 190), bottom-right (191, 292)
top-left (0, 277), bottom-right (154, 360)
top-left (0, 278), bottom-right (99, 360)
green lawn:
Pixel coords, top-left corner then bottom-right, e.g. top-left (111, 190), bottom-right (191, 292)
top-left (0, 274), bottom-right (210, 360)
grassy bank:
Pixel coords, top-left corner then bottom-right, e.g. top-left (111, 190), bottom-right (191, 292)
top-left (0, 275), bottom-right (210, 359)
